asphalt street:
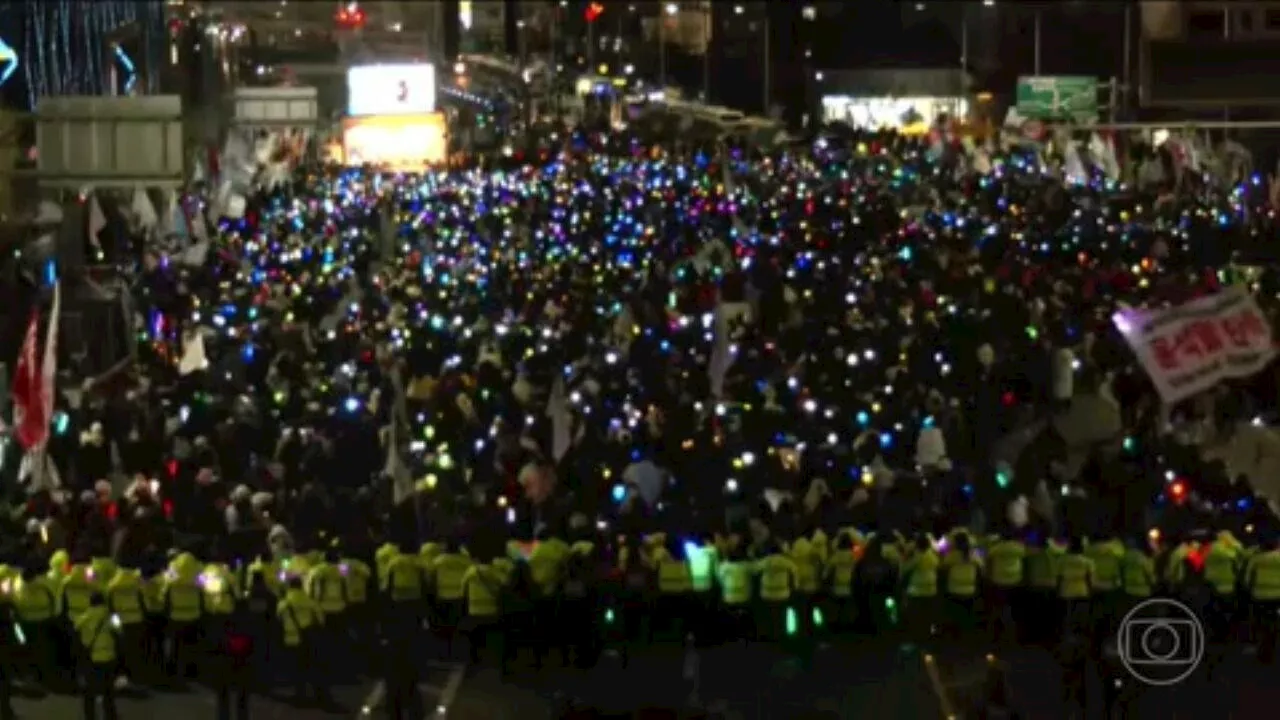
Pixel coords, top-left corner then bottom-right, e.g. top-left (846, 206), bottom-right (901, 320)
top-left (13, 639), bottom-right (1280, 719)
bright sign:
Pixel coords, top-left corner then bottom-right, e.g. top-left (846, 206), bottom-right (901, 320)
top-left (340, 113), bottom-right (448, 171)
top-left (0, 37), bottom-right (18, 88)
top-left (347, 64), bottom-right (436, 117)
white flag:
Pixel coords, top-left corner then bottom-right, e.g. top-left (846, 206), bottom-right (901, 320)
top-left (254, 134), bottom-right (280, 166)
top-left (224, 193), bottom-right (247, 220)
top-left (174, 241), bottom-right (211, 267)
top-left (87, 194), bottom-right (107, 254)
top-left (1063, 141), bottom-right (1087, 184)
top-left (263, 162), bottom-right (290, 191)
top-left (40, 282), bottom-right (60, 435)
top-left (708, 298), bottom-right (736, 398)
top-left (130, 187), bottom-right (158, 231)
top-left (19, 450), bottom-right (61, 493)
top-left (189, 151), bottom-right (206, 185)
top-left (1089, 133), bottom-right (1120, 182)
top-left (34, 200), bottom-right (63, 226)
top-left (383, 419), bottom-right (414, 504)
top-left (545, 375), bottom-right (572, 462)
top-left (190, 203), bottom-right (210, 243)
top-left (178, 328), bottom-right (209, 376)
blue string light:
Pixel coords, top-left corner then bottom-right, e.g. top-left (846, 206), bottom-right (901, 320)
top-left (16, 0), bottom-right (164, 106)
top-left (29, 0), bottom-right (48, 101)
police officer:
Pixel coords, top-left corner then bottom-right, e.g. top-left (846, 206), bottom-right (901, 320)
top-left (381, 542), bottom-right (425, 633)
top-left (0, 600), bottom-right (19, 720)
top-left (13, 563), bottom-right (59, 688)
top-left (901, 535), bottom-right (940, 645)
top-left (163, 551), bottom-right (204, 679)
top-left (718, 546), bottom-right (755, 644)
top-left (1085, 532), bottom-right (1123, 638)
top-left (1204, 531), bottom-right (1243, 642)
top-left (305, 548), bottom-right (347, 685)
top-left (461, 546), bottom-right (508, 669)
top-left (1246, 535), bottom-right (1280, 653)
top-left (1119, 534), bottom-right (1156, 618)
top-left (943, 533), bottom-right (982, 637)
top-left (430, 539), bottom-right (474, 659)
top-left (276, 576), bottom-right (325, 703)
top-left (526, 528), bottom-right (569, 665)
top-left (1056, 538), bottom-right (1094, 640)
top-left (105, 558), bottom-right (148, 687)
top-left (338, 545), bottom-right (372, 660)
top-left (213, 573), bottom-right (265, 720)
top-left (75, 593), bottom-right (120, 720)
top-left (755, 541), bottom-right (798, 642)
top-left (1024, 534), bottom-right (1063, 643)
top-left (986, 529), bottom-right (1026, 642)
top-left (616, 533), bottom-right (653, 667)
top-left (654, 538), bottom-right (693, 644)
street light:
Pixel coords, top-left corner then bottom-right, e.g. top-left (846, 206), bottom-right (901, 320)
top-left (659, 4), bottom-right (678, 89)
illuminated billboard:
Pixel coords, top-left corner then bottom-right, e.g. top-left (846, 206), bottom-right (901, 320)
top-left (347, 63), bottom-right (436, 117)
top-left (340, 113), bottom-right (448, 171)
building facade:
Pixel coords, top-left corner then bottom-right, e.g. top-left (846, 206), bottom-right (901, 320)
top-left (1141, 1), bottom-right (1280, 108)
top-left (0, 0), bottom-right (165, 109)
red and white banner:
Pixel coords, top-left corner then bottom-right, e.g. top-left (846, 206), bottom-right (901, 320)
top-left (10, 311), bottom-right (45, 450)
top-left (1113, 287), bottom-right (1277, 405)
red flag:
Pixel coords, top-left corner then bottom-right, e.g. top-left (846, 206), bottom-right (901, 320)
top-left (10, 311), bottom-right (46, 450)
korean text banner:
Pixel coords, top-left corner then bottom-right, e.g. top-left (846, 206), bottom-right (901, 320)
top-left (1113, 287), bottom-right (1276, 405)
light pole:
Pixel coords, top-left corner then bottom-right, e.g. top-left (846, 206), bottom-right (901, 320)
top-left (762, 10), bottom-right (770, 115)
top-left (701, 4), bottom-right (710, 102)
top-left (660, 3), bottom-right (678, 89)
top-left (1032, 6), bottom-right (1042, 75)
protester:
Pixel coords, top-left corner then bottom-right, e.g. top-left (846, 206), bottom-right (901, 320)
top-left (0, 122), bottom-right (1279, 714)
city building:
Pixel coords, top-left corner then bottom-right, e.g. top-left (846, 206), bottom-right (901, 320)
top-left (459, 0), bottom-right (504, 53)
top-left (0, 0), bottom-right (166, 109)
top-left (640, 1), bottom-right (711, 56)
top-left (1141, 1), bottom-right (1280, 108)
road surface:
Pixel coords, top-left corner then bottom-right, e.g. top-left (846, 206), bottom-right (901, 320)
top-left (14, 638), bottom-right (1280, 718)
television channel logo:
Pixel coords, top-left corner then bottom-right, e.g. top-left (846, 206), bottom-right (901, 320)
top-left (1117, 598), bottom-right (1205, 686)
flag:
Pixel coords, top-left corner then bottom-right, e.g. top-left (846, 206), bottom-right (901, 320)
top-left (546, 375), bottom-right (572, 462)
top-left (178, 328), bottom-right (209, 376)
top-left (178, 328), bottom-right (208, 375)
top-left (34, 200), bottom-right (63, 226)
top-left (130, 187), bottom-right (158, 232)
top-left (1089, 132), bottom-right (1121, 182)
top-left (708, 298), bottom-right (735, 399)
top-left (10, 311), bottom-right (44, 451)
top-left (189, 201), bottom-right (210, 243)
top-left (383, 419), bottom-right (414, 504)
top-left (189, 149), bottom-right (207, 186)
top-left (174, 241), bottom-right (210, 267)
top-left (39, 282), bottom-right (60, 443)
top-left (1063, 141), bottom-right (1087, 184)
top-left (17, 451), bottom-right (61, 491)
top-left (165, 192), bottom-right (190, 240)
top-left (87, 194), bottom-right (107, 256)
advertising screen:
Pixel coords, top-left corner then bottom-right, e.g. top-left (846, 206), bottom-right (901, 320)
top-left (347, 63), bottom-right (436, 116)
top-left (341, 113), bottom-right (448, 171)
top-left (820, 96), bottom-right (969, 135)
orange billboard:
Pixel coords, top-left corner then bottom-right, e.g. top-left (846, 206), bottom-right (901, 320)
top-left (340, 112), bottom-right (448, 171)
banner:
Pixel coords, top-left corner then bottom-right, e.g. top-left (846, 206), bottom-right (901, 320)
top-left (1113, 287), bottom-right (1276, 405)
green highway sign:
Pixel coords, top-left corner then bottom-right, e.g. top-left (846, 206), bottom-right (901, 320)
top-left (1015, 76), bottom-right (1098, 121)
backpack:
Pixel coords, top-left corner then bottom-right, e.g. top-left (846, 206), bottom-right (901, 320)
top-left (563, 554), bottom-right (591, 599)
top-left (624, 559), bottom-right (649, 593)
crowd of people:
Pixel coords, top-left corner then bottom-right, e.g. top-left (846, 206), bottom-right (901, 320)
top-left (3, 122), bottom-right (1280, 718)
